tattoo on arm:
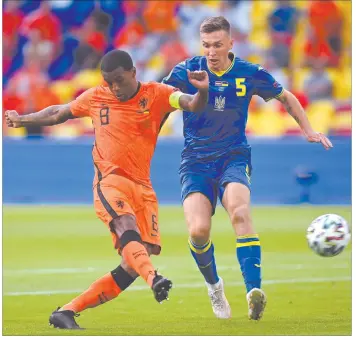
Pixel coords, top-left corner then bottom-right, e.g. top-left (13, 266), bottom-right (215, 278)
top-left (20, 104), bottom-right (74, 126)
top-left (278, 94), bottom-right (301, 125)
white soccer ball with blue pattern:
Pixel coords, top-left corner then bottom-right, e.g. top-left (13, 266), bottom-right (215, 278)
top-left (306, 214), bottom-right (351, 257)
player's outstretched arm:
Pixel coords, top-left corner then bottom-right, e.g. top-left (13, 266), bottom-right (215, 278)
top-left (178, 70), bottom-right (209, 112)
top-left (277, 90), bottom-right (333, 150)
top-left (5, 104), bottom-right (75, 128)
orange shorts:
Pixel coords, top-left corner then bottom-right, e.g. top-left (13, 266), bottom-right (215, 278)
top-left (94, 174), bottom-right (161, 255)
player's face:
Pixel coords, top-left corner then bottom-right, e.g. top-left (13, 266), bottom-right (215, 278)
top-left (200, 30), bottom-right (233, 71)
top-left (102, 67), bottom-right (137, 102)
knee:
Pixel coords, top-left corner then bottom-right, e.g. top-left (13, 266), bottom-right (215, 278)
top-left (230, 204), bottom-right (251, 229)
top-left (110, 214), bottom-right (139, 237)
top-left (189, 220), bottom-right (211, 244)
top-left (110, 215), bottom-right (142, 251)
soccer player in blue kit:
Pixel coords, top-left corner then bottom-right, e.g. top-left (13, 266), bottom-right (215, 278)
top-left (163, 16), bottom-right (333, 320)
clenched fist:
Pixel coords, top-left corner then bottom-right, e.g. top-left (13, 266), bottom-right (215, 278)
top-left (5, 110), bottom-right (23, 128)
top-left (187, 70), bottom-right (209, 91)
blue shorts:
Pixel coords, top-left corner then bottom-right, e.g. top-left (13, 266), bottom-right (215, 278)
top-left (179, 152), bottom-right (252, 215)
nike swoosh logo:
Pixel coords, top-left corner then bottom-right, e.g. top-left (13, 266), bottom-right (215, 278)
top-left (254, 264), bottom-right (261, 268)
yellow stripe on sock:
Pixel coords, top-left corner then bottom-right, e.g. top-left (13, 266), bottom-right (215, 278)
top-left (236, 241), bottom-right (261, 248)
top-left (237, 234), bottom-right (259, 240)
top-left (188, 239), bottom-right (212, 254)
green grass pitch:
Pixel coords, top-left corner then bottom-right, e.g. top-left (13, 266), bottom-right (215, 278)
top-left (3, 205), bottom-right (351, 336)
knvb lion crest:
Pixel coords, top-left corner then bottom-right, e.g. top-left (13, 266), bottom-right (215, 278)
top-left (139, 97), bottom-right (148, 110)
top-left (116, 200), bottom-right (124, 209)
top-left (137, 96), bottom-right (150, 115)
top-left (214, 95), bottom-right (225, 111)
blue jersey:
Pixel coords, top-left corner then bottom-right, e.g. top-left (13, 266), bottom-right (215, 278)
top-left (162, 53), bottom-right (284, 161)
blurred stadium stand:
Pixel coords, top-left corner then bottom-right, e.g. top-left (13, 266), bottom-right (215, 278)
top-left (3, 0), bottom-right (351, 138)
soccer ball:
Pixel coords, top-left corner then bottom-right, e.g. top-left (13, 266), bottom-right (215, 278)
top-left (306, 214), bottom-right (351, 257)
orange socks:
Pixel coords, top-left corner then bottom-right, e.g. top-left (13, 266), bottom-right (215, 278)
top-left (121, 241), bottom-right (156, 287)
top-left (60, 232), bottom-right (156, 313)
top-left (60, 273), bottom-right (121, 313)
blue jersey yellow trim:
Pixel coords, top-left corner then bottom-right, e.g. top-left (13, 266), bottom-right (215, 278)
top-left (207, 52), bottom-right (235, 77)
top-left (162, 55), bottom-right (284, 160)
top-left (265, 88), bottom-right (285, 102)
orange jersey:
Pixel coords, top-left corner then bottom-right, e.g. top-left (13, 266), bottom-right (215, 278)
top-left (70, 82), bottom-right (178, 187)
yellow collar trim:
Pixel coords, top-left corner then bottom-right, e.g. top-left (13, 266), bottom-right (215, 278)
top-left (207, 52), bottom-right (235, 77)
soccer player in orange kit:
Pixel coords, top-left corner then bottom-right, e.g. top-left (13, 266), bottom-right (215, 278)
top-left (5, 49), bottom-right (209, 329)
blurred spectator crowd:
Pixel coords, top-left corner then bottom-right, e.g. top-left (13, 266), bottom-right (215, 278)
top-left (3, 0), bottom-right (351, 138)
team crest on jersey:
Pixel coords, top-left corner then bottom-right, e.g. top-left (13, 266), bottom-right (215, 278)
top-left (214, 96), bottom-right (225, 111)
top-left (139, 96), bottom-right (148, 109)
top-left (137, 96), bottom-right (150, 114)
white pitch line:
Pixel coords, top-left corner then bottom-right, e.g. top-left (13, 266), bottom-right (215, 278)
top-left (3, 263), bottom-right (350, 276)
top-left (3, 266), bottom-right (166, 276)
top-left (3, 268), bottom-right (97, 275)
top-left (4, 276), bottom-right (351, 297)
top-left (218, 263), bottom-right (350, 271)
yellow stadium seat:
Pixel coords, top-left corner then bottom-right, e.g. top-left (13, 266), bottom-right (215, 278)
top-left (47, 123), bottom-right (82, 138)
top-left (293, 68), bottom-right (310, 92)
top-left (159, 110), bottom-right (181, 136)
top-left (6, 127), bottom-right (26, 138)
top-left (251, 1), bottom-right (276, 31)
top-left (147, 53), bottom-right (165, 70)
top-left (294, 68), bottom-right (351, 101)
top-left (339, 50), bottom-right (351, 69)
top-left (72, 69), bottom-right (102, 90)
top-left (327, 68), bottom-right (351, 100)
top-left (159, 121), bottom-right (173, 136)
top-left (305, 101), bottom-right (335, 134)
top-left (331, 111), bottom-right (351, 135)
top-left (293, 1), bottom-right (309, 10)
top-left (290, 16), bottom-right (308, 67)
top-left (82, 117), bottom-right (93, 130)
top-left (246, 111), bottom-right (259, 135)
top-left (249, 31), bottom-right (272, 50)
top-left (247, 54), bottom-right (263, 65)
top-left (248, 109), bottom-right (286, 137)
top-left (335, 1), bottom-right (351, 48)
top-left (50, 81), bottom-right (76, 103)
top-left (201, 0), bottom-right (220, 8)
top-left (283, 113), bottom-right (302, 135)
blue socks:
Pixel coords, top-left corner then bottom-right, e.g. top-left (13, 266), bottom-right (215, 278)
top-left (236, 234), bottom-right (262, 293)
top-left (188, 239), bottom-right (219, 284)
top-left (189, 234), bottom-right (261, 291)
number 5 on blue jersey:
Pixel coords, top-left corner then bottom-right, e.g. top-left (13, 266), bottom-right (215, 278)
top-left (236, 78), bottom-right (246, 97)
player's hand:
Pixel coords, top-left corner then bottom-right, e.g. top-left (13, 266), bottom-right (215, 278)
top-left (187, 70), bottom-right (209, 91)
top-left (5, 110), bottom-right (23, 128)
top-left (306, 131), bottom-right (333, 150)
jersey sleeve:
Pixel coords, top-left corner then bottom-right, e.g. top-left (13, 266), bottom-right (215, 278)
top-left (162, 61), bottom-right (188, 92)
top-left (253, 66), bottom-right (284, 102)
top-left (69, 87), bottom-right (96, 118)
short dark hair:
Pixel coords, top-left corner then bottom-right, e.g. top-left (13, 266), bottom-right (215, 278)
top-left (100, 50), bottom-right (133, 72)
top-left (200, 16), bottom-right (230, 34)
